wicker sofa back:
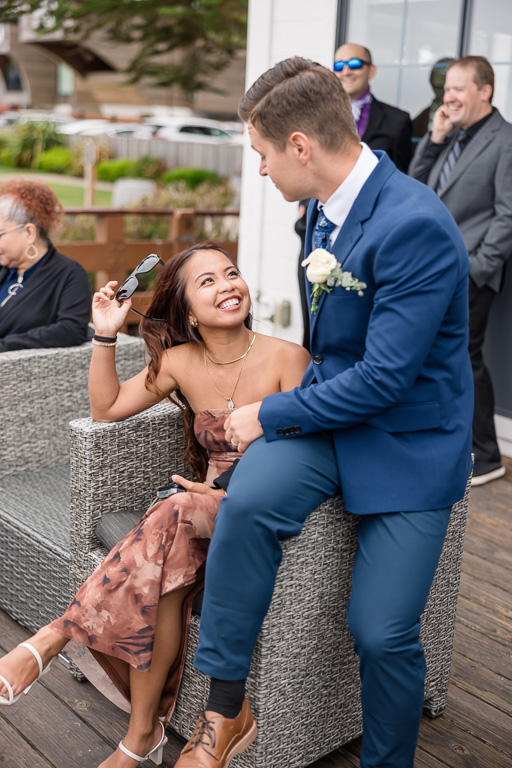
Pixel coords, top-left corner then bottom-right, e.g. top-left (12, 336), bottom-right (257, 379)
top-left (0, 335), bottom-right (146, 632)
top-left (0, 336), bottom-right (145, 477)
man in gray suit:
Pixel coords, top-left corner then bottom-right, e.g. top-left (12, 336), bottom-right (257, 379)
top-left (410, 55), bottom-right (512, 486)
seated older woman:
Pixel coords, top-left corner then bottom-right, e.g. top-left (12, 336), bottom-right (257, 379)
top-left (0, 179), bottom-right (91, 351)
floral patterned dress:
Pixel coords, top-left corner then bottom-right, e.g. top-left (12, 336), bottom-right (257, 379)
top-left (50, 409), bottom-right (240, 723)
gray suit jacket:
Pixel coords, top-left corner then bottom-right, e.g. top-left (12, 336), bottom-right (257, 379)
top-left (409, 109), bottom-right (512, 292)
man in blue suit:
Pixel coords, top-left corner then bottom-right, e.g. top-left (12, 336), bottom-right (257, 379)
top-left (175, 57), bottom-right (473, 768)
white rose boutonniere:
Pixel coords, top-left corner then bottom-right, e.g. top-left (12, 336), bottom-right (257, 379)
top-left (302, 248), bottom-right (367, 314)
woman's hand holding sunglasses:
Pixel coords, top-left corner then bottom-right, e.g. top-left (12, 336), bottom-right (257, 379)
top-left (92, 280), bottom-right (132, 337)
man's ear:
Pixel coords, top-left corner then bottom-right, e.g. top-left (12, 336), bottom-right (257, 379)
top-left (480, 83), bottom-right (492, 103)
top-left (289, 131), bottom-right (311, 164)
top-left (368, 64), bottom-right (377, 83)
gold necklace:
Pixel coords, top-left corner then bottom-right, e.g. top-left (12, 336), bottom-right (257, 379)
top-left (204, 333), bottom-right (256, 365)
top-left (203, 335), bottom-right (256, 409)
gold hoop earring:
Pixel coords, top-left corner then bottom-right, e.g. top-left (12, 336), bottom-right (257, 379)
top-left (26, 244), bottom-right (39, 261)
top-left (190, 319), bottom-right (198, 328)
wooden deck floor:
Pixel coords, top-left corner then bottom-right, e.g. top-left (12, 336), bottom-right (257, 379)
top-left (1, 461), bottom-right (511, 768)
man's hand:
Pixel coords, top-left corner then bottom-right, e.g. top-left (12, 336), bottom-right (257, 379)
top-left (171, 474), bottom-right (225, 497)
top-left (431, 105), bottom-right (454, 144)
top-left (224, 402), bottom-right (264, 452)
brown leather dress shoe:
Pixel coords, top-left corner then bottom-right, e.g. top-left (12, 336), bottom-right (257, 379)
top-left (174, 699), bottom-right (257, 767)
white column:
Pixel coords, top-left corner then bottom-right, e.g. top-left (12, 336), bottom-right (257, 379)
top-left (238, 0), bottom-right (339, 342)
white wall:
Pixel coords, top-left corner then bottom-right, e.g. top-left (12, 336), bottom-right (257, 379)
top-left (238, 0), bottom-right (338, 342)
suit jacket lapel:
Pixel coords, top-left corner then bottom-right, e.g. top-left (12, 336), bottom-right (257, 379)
top-left (307, 151), bottom-right (395, 335)
top-left (304, 199), bottom-right (317, 316)
top-left (305, 203), bottom-right (365, 322)
top-left (361, 98), bottom-right (382, 144)
top-left (439, 111), bottom-right (503, 197)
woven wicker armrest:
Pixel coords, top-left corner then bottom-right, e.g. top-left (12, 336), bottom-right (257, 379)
top-left (68, 401), bottom-right (189, 574)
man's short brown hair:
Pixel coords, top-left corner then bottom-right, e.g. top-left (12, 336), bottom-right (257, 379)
top-left (239, 56), bottom-right (359, 152)
top-left (449, 55), bottom-right (494, 102)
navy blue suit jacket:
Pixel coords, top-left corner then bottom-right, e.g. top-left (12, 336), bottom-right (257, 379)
top-left (259, 152), bottom-right (473, 515)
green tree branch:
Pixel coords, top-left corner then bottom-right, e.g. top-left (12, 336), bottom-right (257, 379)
top-left (0, 0), bottom-right (248, 92)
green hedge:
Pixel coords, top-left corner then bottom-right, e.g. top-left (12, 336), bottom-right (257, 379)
top-left (96, 156), bottom-right (167, 182)
top-left (97, 158), bottom-right (138, 182)
top-left (38, 146), bottom-right (75, 174)
top-left (162, 167), bottom-right (223, 189)
top-left (132, 156), bottom-right (166, 180)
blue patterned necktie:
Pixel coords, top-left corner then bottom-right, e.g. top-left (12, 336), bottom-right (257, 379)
top-left (313, 207), bottom-right (336, 251)
top-left (436, 129), bottom-right (468, 194)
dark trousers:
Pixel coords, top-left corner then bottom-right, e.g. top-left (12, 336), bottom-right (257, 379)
top-left (194, 433), bottom-right (451, 768)
top-left (468, 278), bottom-right (501, 471)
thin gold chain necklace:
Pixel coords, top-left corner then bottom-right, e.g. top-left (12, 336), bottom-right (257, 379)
top-left (204, 332), bottom-right (256, 365)
top-left (203, 335), bottom-right (256, 409)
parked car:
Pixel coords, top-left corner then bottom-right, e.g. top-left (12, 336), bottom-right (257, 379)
top-left (78, 122), bottom-right (141, 138)
top-left (17, 111), bottom-right (75, 125)
top-left (57, 119), bottom-right (113, 136)
top-left (0, 111), bottom-right (20, 127)
top-left (136, 117), bottom-right (243, 144)
top-left (0, 111), bottom-right (75, 127)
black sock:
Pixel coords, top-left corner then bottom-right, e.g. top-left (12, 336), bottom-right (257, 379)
top-left (206, 677), bottom-right (246, 718)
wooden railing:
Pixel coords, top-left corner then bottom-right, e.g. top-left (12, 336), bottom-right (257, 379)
top-left (56, 207), bottom-right (239, 330)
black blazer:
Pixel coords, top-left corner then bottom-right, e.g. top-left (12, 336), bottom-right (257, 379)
top-left (362, 97), bottom-right (412, 173)
top-left (0, 244), bottom-right (91, 352)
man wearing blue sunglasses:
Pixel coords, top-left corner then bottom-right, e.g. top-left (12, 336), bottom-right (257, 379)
top-left (334, 43), bottom-right (412, 172)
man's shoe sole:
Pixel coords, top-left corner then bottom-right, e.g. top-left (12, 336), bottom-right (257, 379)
top-left (224, 721), bottom-right (258, 766)
top-left (471, 465), bottom-right (506, 486)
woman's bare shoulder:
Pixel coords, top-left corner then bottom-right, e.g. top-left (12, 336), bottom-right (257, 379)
top-left (158, 342), bottom-right (201, 381)
top-left (161, 342), bottom-right (199, 362)
top-left (256, 334), bottom-right (310, 362)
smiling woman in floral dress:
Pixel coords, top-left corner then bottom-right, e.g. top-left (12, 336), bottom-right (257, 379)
top-left (0, 243), bottom-right (310, 768)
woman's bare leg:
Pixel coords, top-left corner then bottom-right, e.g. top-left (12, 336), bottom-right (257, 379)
top-left (98, 584), bottom-right (192, 768)
top-left (0, 626), bottom-right (68, 699)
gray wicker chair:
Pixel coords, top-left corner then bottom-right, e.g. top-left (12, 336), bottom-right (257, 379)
top-left (0, 335), bottom-right (146, 632)
top-left (68, 401), bottom-right (470, 768)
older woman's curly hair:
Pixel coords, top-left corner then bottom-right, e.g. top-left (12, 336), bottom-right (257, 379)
top-left (0, 179), bottom-right (64, 243)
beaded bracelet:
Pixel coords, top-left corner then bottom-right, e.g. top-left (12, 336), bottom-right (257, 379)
top-left (92, 339), bottom-right (117, 347)
top-left (93, 334), bottom-right (118, 343)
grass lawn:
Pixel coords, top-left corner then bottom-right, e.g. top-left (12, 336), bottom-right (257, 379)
top-left (47, 182), bottom-right (112, 207)
top-left (0, 165), bottom-right (112, 207)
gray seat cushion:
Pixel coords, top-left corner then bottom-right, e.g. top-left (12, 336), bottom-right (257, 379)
top-left (0, 464), bottom-right (70, 550)
top-left (94, 509), bottom-right (144, 551)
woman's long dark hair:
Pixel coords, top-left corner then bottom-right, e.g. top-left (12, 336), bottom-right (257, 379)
top-left (139, 242), bottom-right (251, 481)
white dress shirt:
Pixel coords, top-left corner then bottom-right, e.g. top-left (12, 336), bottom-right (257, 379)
top-left (315, 143), bottom-right (379, 249)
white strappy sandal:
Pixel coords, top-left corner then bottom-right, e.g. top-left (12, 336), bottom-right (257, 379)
top-left (0, 641), bottom-right (53, 706)
top-left (118, 722), bottom-right (168, 766)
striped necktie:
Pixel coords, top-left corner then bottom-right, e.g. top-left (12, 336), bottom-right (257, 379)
top-left (436, 129), bottom-right (468, 194)
top-left (313, 207), bottom-right (335, 251)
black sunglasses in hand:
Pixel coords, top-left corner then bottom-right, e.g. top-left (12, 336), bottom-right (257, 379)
top-left (116, 253), bottom-right (167, 322)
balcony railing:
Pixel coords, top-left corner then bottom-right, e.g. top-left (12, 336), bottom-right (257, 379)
top-left (56, 207), bottom-right (239, 330)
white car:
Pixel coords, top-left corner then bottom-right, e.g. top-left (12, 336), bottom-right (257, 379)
top-left (78, 123), bottom-right (142, 138)
top-left (0, 111), bottom-right (75, 127)
top-left (57, 119), bottom-right (113, 136)
top-left (137, 117), bottom-right (243, 144)
top-left (17, 111), bottom-right (75, 125)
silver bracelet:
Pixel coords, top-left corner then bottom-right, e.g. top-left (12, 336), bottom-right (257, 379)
top-left (92, 339), bottom-right (117, 347)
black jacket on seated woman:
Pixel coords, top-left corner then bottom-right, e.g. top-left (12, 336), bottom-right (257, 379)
top-left (0, 179), bottom-right (91, 352)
